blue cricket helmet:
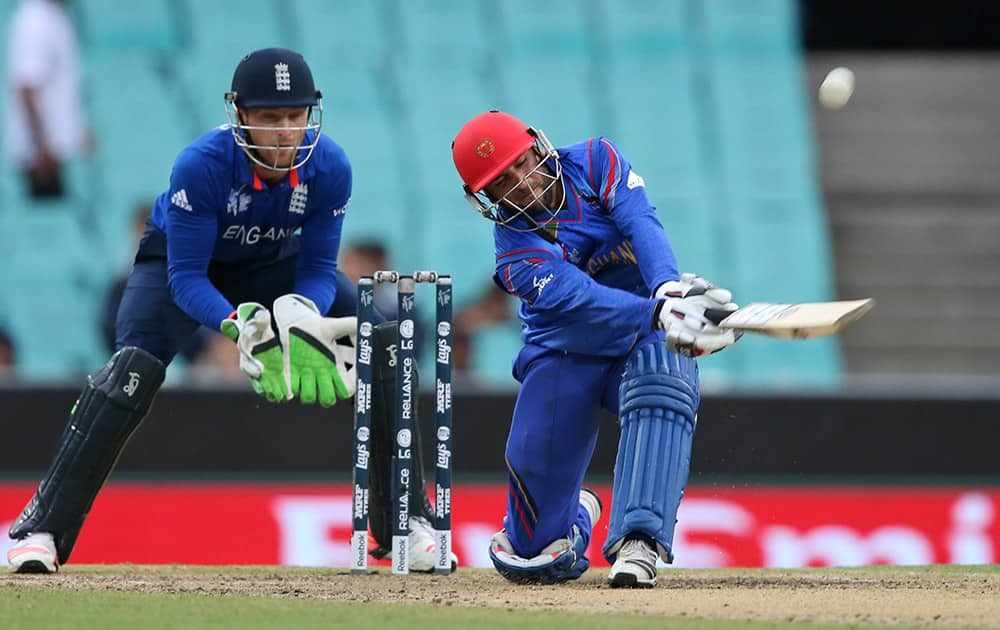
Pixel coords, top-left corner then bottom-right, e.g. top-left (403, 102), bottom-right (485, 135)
top-left (227, 47), bottom-right (321, 108)
top-left (224, 48), bottom-right (324, 171)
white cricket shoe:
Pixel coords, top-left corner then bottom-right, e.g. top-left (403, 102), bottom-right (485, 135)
top-left (400, 516), bottom-right (459, 573)
top-left (7, 532), bottom-right (58, 574)
top-left (607, 537), bottom-right (657, 588)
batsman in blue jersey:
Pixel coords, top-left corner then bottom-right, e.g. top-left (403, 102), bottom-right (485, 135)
top-left (8, 48), bottom-right (454, 575)
top-left (452, 111), bottom-right (741, 588)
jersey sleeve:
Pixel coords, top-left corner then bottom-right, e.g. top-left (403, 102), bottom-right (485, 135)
top-left (293, 142), bottom-right (351, 314)
top-left (586, 137), bottom-right (679, 293)
top-left (494, 227), bottom-right (658, 346)
top-left (164, 148), bottom-right (234, 330)
top-left (496, 252), bottom-right (658, 346)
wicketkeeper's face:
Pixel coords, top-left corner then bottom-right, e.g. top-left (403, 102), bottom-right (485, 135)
top-left (242, 107), bottom-right (309, 169)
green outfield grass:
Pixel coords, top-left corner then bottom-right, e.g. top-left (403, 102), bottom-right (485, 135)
top-left (0, 588), bottom-right (934, 630)
top-left (2, 564), bottom-right (997, 630)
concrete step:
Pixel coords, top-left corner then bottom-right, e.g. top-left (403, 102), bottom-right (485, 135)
top-left (840, 314), bottom-right (1000, 351)
top-left (836, 284), bottom-right (1000, 315)
top-left (846, 348), bottom-right (1000, 375)
top-left (834, 258), bottom-right (1000, 288)
top-left (808, 54), bottom-right (1000, 194)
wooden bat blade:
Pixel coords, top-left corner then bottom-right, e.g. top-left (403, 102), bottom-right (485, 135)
top-left (710, 298), bottom-right (875, 339)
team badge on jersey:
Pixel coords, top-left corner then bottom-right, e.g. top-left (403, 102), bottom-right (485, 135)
top-left (289, 183), bottom-right (308, 214)
top-left (226, 188), bottom-right (252, 216)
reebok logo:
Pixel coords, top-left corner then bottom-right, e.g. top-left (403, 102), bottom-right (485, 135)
top-left (171, 189), bottom-right (192, 212)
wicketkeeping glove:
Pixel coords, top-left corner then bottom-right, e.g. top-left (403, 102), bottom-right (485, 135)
top-left (272, 294), bottom-right (357, 407)
top-left (220, 303), bottom-right (289, 402)
top-left (653, 272), bottom-right (742, 357)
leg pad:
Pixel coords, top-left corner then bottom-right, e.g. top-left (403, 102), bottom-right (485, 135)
top-left (603, 341), bottom-right (699, 563)
top-left (9, 347), bottom-right (164, 563)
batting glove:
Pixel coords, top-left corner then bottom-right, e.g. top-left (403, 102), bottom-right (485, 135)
top-left (273, 294), bottom-right (358, 407)
top-left (220, 303), bottom-right (288, 402)
top-left (653, 272), bottom-right (741, 357)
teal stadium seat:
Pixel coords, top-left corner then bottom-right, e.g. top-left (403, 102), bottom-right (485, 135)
top-left (2, 205), bottom-right (104, 379)
top-left (493, 1), bottom-right (600, 140)
top-left (266, 3), bottom-right (411, 275)
top-left (701, 0), bottom-right (798, 52)
top-left (700, 0), bottom-right (841, 385)
top-left (393, 54), bottom-right (499, 305)
top-left (319, 66), bottom-right (410, 268)
top-left (600, 0), bottom-right (716, 290)
top-left (85, 52), bottom-right (189, 268)
top-left (172, 0), bottom-right (293, 132)
top-left (470, 322), bottom-right (523, 389)
top-left (658, 196), bottom-right (725, 287)
top-left (394, 0), bottom-right (493, 59)
top-left (73, 0), bottom-right (181, 53)
top-left (295, 0), bottom-right (386, 64)
top-left (0, 0), bottom-right (843, 387)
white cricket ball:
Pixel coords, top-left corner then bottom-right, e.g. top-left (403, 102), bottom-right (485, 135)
top-left (818, 66), bottom-right (855, 110)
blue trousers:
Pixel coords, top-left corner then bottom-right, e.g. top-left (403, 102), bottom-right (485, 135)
top-left (115, 256), bottom-right (363, 365)
top-left (503, 332), bottom-right (668, 559)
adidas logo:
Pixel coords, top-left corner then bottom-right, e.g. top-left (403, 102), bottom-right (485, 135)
top-left (171, 189), bottom-right (193, 212)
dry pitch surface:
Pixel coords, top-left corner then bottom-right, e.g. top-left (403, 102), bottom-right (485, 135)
top-left (3, 565), bottom-right (999, 628)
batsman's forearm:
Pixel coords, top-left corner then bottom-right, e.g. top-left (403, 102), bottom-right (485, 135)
top-left (618, 212), bottom-right (679, 295)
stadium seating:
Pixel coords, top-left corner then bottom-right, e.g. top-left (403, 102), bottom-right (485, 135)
top-left (0, 0), bottom-right (839, 386)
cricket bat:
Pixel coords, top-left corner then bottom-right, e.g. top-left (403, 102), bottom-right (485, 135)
top-left (705, 298), bottom-right (875, 339)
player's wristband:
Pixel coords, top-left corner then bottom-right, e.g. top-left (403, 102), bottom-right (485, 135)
top-left (220, 310), bottom-right (240, 342)
top-left (651, 299), bottom-right (668, 330)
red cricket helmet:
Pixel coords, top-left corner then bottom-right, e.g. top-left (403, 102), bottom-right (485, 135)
top-left (452, 111), bottom-right (536, 194)
top-left (452, 111), bottom-right (563, 227)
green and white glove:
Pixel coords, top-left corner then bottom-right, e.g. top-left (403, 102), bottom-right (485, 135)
top-left (220, 303), bottom-right (288, 402)
top-left (272, 294), bottom-right (357, 407)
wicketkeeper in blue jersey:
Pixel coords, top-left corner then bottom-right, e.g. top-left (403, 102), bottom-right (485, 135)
top-left (7, 48), bottom-right (454, 575)
top-left (452, 111), bottom-right (741, 588)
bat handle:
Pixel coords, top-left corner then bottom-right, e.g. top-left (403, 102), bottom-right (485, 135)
top-left (704, 308), bottom-right (733, 325)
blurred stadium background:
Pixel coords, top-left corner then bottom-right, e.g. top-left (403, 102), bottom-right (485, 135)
top-left (0, 0), bottom-right (997, 570)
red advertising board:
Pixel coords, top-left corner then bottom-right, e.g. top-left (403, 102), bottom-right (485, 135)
top-left (1, 483), bottom-right (996, 568)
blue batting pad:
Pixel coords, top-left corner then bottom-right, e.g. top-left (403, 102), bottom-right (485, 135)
top-left (603, 341), bottom-right (699, 563)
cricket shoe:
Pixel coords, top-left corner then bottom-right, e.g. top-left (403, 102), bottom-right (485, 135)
top-left (607, 536), bottom-right (658, 588)
top-left (386, 516), bottom-right (459, 573)
top-left (7, 532), bottom-right (58, 574)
